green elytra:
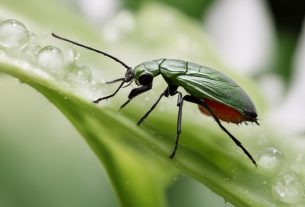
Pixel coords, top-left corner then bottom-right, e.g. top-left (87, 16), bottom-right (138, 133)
top-left (133, 59), bottom-right (257, 116)
top-left (52, 33), bottom-right (258, 166)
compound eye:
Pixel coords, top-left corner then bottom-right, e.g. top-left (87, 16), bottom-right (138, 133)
top-left (138, 73), bottom-right (153, 85)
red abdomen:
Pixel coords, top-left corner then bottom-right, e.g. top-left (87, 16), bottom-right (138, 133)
top-left (198, 99), bottom-right (244, 124)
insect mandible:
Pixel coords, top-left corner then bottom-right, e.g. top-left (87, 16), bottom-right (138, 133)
top-left (52, 33), bottom-right (259, 166)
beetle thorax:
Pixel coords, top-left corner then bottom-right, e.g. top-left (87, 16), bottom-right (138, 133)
top-left (133, 60), bottom-right (161, 82)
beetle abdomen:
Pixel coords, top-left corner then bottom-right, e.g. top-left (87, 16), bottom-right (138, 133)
top-left (198, 99), bottom-right (246, 123)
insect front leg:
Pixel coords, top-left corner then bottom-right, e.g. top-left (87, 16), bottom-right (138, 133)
top-left (93, 81), bottom-right (125, 103)
top-left (105, 77), bottom-right (126, 84)
top-left (137, 87), bottom-right (169, 125)
top-left (137, 85), bottom-right (178, 125)
top-left (120, 84), bottom-right (152, 109)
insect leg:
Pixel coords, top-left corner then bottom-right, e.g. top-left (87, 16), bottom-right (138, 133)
top-left (120, 84), bottom-right (152, 109)
top-left (201, 101), bottom-right (257, 166)
top-left (137, 87), bottom-right (169, 125)
top-left (169, 91), bottom-right (183, 159)
top-left (122, 80), bottom-right (133, 88)
top-left (137, 85), bottom-right (177, 125)
top-left (93, 81), bottom-right (125, 103)
top-left (182, 95), bottom-right (257, 166)
top-left (105, 77), bottom-right (126, 84)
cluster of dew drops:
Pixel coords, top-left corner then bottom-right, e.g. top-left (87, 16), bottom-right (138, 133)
top-left (255, 147), bottom-right (304, 205)
top-left (0, 19), bottom-right (104, 99)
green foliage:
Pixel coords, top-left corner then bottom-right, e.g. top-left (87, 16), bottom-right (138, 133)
top-left (123, 0), bottom-right (213, 19)
top-left (1, 1), bottom-right (305, 207)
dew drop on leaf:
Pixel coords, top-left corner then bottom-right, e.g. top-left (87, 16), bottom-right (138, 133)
top-left (24, 32), bottom-right (41, 58)
top-left (0, 19), bottom-right (29, 49)
top-left (90, 80), bottom-right (106, 99)
top-left (257, 147), bottom-right (284, 172)
top-left (65, 64), bottom-right (92, 85)
top-left (65, 64), bottom-right (98, 98)
top-left (272, 170), bottom-right (304, 204)
top-left (66, 47), bottom-right (80, 64)
top-left (36, 46), bottom-right (64, 74)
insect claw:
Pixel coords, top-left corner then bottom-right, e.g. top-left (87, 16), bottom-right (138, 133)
top-left (169, 153), bottom-right (175, 159)
top-left (93, 98), bottom-right (105, 103)
top-left (120, 99), bottom-right (131, 110)
top-left (93, 96), bottom-right (110, 103)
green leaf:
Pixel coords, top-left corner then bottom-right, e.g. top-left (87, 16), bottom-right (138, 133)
top-left (1, 1), bottom-right (305, 207)
top-left (0, 57), bottom-right (177, 207)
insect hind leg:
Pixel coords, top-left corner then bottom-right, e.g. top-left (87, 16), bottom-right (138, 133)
top-left (182, 95), bottom-right (257, 166)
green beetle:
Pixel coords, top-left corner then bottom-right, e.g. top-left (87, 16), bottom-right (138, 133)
top-left (52, 33), bottom-right (258, 166)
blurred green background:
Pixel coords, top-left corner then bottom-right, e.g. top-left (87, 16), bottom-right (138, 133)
top-left (1, 0), bottom-right (305, 206)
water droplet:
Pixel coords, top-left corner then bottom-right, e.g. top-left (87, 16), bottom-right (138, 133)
top-left (64, 64), bottom-right (97, 98)
top-left (23, 32), bottom-right (41, 58)
top-left (37, 46), bottom-right (64, 75)
top-left (272, 170), bottom-right (304, 204)
top-left (90, 80), bottom-right (106, 99)
top-left (0, 19), bottom-right (29, 49)
top-left (257, 147), bottom-right (284, 172)
top-left (65, 64), bottom-right (92, 86)
top-left (66, 47), bottom-right (80, 64)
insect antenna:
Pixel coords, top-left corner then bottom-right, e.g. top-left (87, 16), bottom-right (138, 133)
top-left (52, 33), bottom-right (131, 71)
